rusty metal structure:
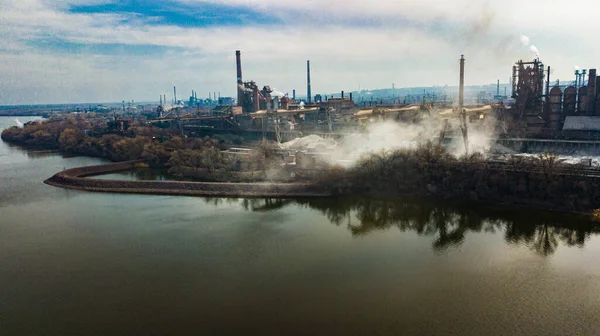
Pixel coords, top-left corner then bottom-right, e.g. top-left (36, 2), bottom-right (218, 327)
top-left (503, 56), bottom-right (600, 134)
top-left (512, 59), bottom-right (545, 118)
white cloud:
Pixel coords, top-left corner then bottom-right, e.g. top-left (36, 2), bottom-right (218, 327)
top-left (1, 0), bottom-right (600, 104)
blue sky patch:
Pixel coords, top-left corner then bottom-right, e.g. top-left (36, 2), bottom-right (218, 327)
top-left (69, 0), bottom-right (282, 27)
top-left (28, 37), bottom-right (182, 56)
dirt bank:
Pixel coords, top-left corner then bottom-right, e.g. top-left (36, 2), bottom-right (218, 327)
top-left (44, 161), bottom-right (330, 197)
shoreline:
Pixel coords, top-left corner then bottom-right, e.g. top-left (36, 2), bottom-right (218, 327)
top-left (44, 161), bottom-right (331, 198)
top-left (43, 160), bottom-right (594, 218)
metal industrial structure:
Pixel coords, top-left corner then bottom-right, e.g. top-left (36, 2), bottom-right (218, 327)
top-left (146, 49), bottom-right (600, 149)
top-left (503, 57), bottom-right (600, 137)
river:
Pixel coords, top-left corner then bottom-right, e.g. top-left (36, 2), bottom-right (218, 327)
top-left (1, 116), bottom-right (600, 335)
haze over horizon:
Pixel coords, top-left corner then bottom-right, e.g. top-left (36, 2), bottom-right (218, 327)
top-left (1, 0), bottom-right (597, 105)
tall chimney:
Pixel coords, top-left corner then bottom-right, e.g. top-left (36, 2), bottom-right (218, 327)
top-left (596, 76), bottom-right (600, 116)
top-left (160, 95), bottom-right (162, 106)
top-left (497, 80), bottom-right (500, 97)
top-left (341, 91), bottom-right (344, 99)
top-left (349, 92), bottom-right (353, 101)
top-left (174, 86), bottom-right (177, 105)
top-left (459, 55), bottom-right (465, 108)
top-left (236, 50), bottom-right (243, 107)
top-left (307, 60), bottom-right (312, 104)
top-left (588, 69), bottom-right (597, 115)
top-left (293, 89), bottom-right (296, 100)
top-left (546, 66), bottom-right (551, 97)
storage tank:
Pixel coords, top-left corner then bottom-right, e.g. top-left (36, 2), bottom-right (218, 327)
top-left (547, 86), bottom-right (562, 130)
top-left (563, 86), bottom-right (577, 116)
top-left (578, 85), bottom-right (588, 115)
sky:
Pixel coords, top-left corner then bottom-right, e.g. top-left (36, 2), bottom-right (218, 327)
top-left (0, 0), bottom-right (598, 105)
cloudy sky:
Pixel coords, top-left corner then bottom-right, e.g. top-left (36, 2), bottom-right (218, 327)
top-left (0, 0), bottom-right (597, 104)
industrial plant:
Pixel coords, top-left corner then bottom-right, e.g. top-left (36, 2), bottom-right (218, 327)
top-left (138, 49), bottom-right (600, 162)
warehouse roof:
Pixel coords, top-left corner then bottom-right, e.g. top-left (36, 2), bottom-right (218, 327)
top-left (563, 116), bottom-right (600, 131)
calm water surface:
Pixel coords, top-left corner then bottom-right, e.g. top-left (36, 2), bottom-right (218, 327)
top-left (1, 116), bottom-right (600, 335)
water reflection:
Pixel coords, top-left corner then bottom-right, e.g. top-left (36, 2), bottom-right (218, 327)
top-left (205, 197), bottom-right (599, 256)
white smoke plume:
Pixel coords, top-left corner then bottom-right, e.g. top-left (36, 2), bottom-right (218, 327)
top-left (574, 65), bottom-right (581, 71)
top-left (289, 109), bottom-right (498, 168)
top-left (270, 89), bottom-right (286, 98)
top-left (530, 45), bottom-right (540, 59)
top-left (520, 35), bottom-right (530, 46)
top-left (14, 118), bottom-right (23, 127)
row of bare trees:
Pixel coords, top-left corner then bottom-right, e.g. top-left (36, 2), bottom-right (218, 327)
top-left (317, 141), bottom-right (600, 213)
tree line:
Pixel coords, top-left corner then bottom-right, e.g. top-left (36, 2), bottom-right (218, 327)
top-left (0, 115), bottom-right (236, 177)
top-left (316, 142), bottom-right (600, 214)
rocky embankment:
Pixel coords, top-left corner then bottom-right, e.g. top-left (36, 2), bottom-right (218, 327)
top-left (44, 161), bottom-right (330, 197)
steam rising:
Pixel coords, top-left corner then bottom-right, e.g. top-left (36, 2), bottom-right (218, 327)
top-left (288, 109), bottom-right (498, 168)
top-left (520, 34), bottom-right (540, 59)
top-left (15, 118), bottom-right (23, 127)
top-left (271, 89), bottom-right (286, 98)
top-left (530, 45), bottom-right (540, 59)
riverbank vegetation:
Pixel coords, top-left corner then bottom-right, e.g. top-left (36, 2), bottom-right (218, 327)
top-left (318, 143), bottom-right (600, 214)
top-left (4, 115), bottom-right (600, 215)
top-left (0, 115), bottom-right (256, 180)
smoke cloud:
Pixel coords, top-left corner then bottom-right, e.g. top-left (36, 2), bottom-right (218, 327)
top-left (287, 108), bottom-right (498, 168)
top-left (530, 45), bottom-right (540, 59)
top-left (14, 118), bottom-right (23, 127)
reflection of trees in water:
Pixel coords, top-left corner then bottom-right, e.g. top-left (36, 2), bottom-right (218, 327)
top-left (505, 221), bottom-right (589, 256)
top-left (240, 197), bottom-right (598, 256)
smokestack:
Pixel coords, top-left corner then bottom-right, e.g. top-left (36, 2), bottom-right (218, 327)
top-left (174, 86), bottom-right (177, 105)
top-left (160, 95), bottom-right (162, 106)
top-left (596, 76), bottom-right (600, 116)
top-left (341, 91), bottom-right (344, 99)
top-left (236, 50), bottom-right (243, 108)
top-left (546, 66), bottom-right (551, 97)
top-left (497, 80), bottom-right (500, 97)
top-left (588, 69), bottom-right (597, 115)
top-left (293, 89), bottom-right (296, 100)
top-left (459, 55), bottom-right (465, 108)
top-left (349, 92), bottom-right (353, 101)
top-left (307, 60), bottom-right (311, 104)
